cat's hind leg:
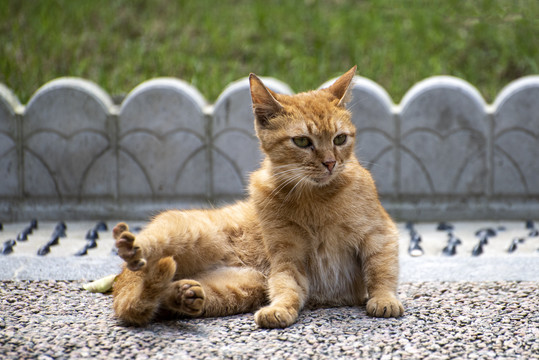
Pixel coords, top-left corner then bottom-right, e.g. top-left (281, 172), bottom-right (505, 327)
top-left (163, 266), bottom-right (267, 318)
top-left (113, 256), bottom-right (176, 325)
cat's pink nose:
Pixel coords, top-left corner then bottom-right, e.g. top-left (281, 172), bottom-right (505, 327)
top-left (323, 160), bottom-right (336, 172)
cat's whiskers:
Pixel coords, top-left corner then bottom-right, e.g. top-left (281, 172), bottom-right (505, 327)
top-left (261, 172), bottom-right (305, 212)
top-left (272, 168), bottom-right (303, 177)
top-left (282, 175), bottom-right (309, 204)
top-left (277, 175), bottom-right (310, 212)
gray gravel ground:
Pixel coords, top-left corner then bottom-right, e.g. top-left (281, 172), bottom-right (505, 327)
top-left (1, 281), bottom-right (537, 359)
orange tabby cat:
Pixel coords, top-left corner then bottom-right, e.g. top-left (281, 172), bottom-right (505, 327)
top-left (112, 66), bottom-right (404, 328)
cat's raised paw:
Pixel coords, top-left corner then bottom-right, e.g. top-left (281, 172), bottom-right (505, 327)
top-left (115, 231), bottom-right (146, 271)
top-left (171, 280), bottom-right (205, 316)
top-left (254, 305), bottom-right (298, 328)
top-left (366, 296), bottom-right (404, 318)
top-left (112, 222), bottom-right (129, 240)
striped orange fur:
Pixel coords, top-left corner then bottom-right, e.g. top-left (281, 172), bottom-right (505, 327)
top-left (112, 66), bottom-right (404, 327)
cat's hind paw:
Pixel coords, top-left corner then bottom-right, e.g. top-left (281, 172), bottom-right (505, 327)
top-left (170, 280), bottom-right (206, 316)
top-left (115, 229), bottom-right (146, 271)
top-left (366, 295), bottom-right (404, 318)
top-left (112, 222), bottom-right (129, 240)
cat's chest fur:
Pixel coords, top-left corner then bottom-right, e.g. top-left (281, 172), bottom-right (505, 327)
top-left (303, 220), bottom-right (363, 306)
top-left (279, 190), bottom-right (365, 305)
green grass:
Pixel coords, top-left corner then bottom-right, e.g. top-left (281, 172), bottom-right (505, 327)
top-left (1, 0), bottom-right (538, 104)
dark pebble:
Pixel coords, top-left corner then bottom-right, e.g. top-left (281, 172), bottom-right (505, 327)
top-left (74, 245), bottom-right (88, 256)
top-left (55, 221), bottom-right (67, 231)
top-left (17, 230), bottom-right (29, 241)
top-left (479, 235), bottom-right (489, 246)
top-left (507, 240), bottom-right (518, 253)
top-left (1, 240), bottom-right (16, 255)
top-left (528, 229), bottom-right (538, 237)
top-left (37, 245), bottom-right (50, 256)
top-left (30, 219), bottom-right (38, 230)
top-left (86, 229), bottom-right (99, 241)
top-left (472, 243), bottom-right (483, 256)
top-left (86, 239), bottom-right (97, 249)
top-left (447, 233), bottom-right (462, 245)
top-left (94, 221), bottom-right (108, 232)
top-left (46, 236), bottom-right (60, 247)
top-left (475, 228), bottom-right (496, 238)
top-left (53, 228), bottom-right (67, 238)
top-left (442, 243), bottom-right (457, 256)
top-left (410, 232), bottom-right (422, 244)
top-left (525, 220), bottom-right (534, 229)
top-left (437, 222), bottom-right (454, 231)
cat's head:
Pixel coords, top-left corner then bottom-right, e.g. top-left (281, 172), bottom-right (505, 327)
top-left (249, 66), bottom-right (357, 187)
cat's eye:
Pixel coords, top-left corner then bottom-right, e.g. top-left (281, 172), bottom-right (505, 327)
top-left (293, 137), bottom-right (312, 148)
top-left (333, 134), bottom-right (347, 146)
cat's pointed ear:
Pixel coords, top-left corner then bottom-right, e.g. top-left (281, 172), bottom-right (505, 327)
top-left (249, 73), bottom-right (284, 127)
top-left (328, 65), bottom-right (357, 107)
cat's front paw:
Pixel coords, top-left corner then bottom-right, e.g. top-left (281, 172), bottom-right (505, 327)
top-left (366, 295), bottom-right (404, 318)
top-left (255, 305), bottom-right (298, 328)
top-left (114, 223), bottom-right (146, 271)
top-left (170, 280), bottom-right (206, 316)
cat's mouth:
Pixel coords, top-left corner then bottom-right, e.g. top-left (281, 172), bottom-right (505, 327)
top-left (310, 169), bottom-right (337, 185)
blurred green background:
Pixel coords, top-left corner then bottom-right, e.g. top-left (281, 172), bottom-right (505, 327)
top-left (1, 0), bottom-right (538, 104)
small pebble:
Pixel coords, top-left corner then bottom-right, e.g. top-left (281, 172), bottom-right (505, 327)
top-left (37, 245), bottom-right (50, 256)
top-left (86, 229), bottom-right (99, 241)
top-left (86, 239), bottom-right (97, 249)
top-left (94, 221), bottom-right (108, 232)
top-left (475, 228), bottom-right (496, 238)
top-left (471, 243), bottom-right (483, 256)
top-left (437, 222), bottom-right (454, 231)
top-left (46, 236), bottom-right (60, 247)
top-left (1, 239), bottom-right (16, 255)
top-left (17, 230), bottom-right (29, 241)
top-left (74, 245), bottom-right (88, 257)
top-left (442, 243), bottom-right (457, 256)
top-left (507, 240), bottom-right (518, 253)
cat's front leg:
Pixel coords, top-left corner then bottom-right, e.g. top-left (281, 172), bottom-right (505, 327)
top-left (362, 232), bottom-right (404, 318)
top-left (254, 270), bottom-right (306, 328)
top-left (254, 232), bottom-right (309, 328)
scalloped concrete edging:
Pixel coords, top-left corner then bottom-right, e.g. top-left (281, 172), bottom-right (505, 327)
top-left (1, 75), bottom-right (538, 221)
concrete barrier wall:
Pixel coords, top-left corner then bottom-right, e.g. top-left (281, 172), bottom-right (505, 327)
top-left (1, 75), bottom-right (538, 221)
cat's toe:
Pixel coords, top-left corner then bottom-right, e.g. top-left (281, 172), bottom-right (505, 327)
top-left (254, 305), bottom-right (298, 328)
top-left (366, 296), bottom-right (404, 318)
top-left (112, 222), bottom-right (129, 240)
top-left (174, 280), bottom-right (205, 316)
top-left (116, 231), bottom-right (145, 270)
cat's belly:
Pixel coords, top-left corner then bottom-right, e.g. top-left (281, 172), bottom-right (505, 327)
top-left (306, 250), bottom-right (364, 307)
